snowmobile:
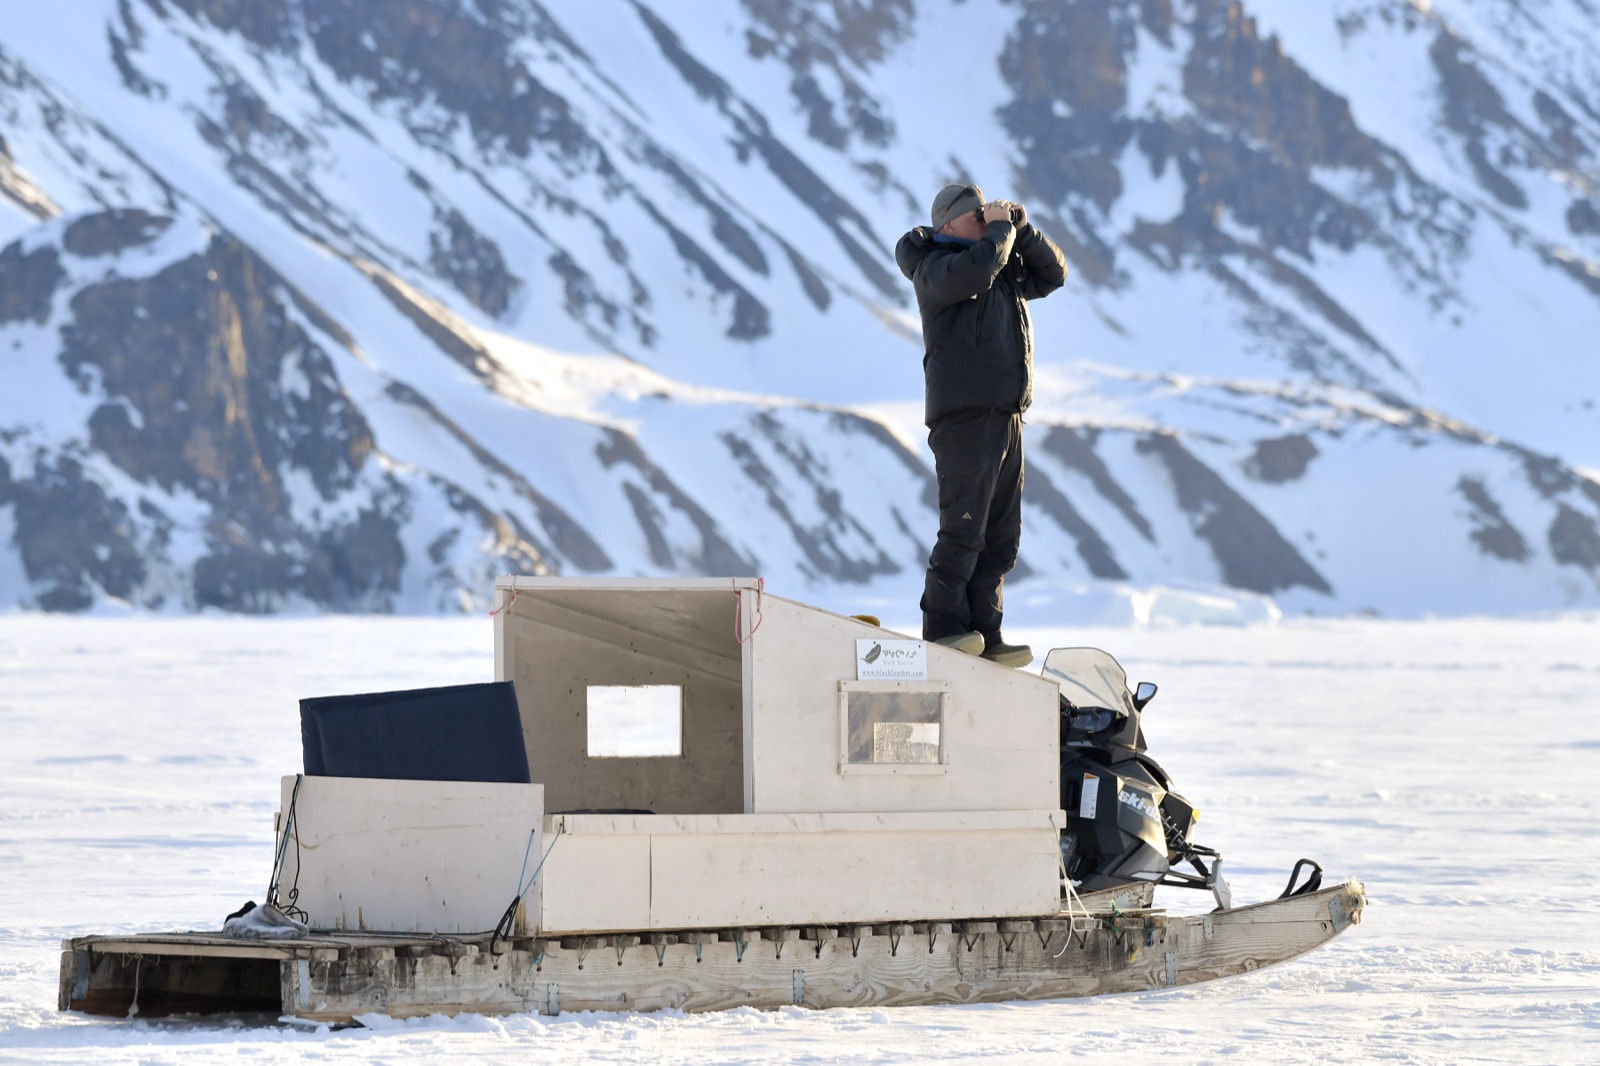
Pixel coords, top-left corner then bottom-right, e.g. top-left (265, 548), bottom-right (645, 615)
top-left (1045, 648), bottom-right (1323, 910)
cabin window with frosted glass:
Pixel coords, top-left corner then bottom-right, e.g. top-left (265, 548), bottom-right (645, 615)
top-left (838, 681), bottom-right (950, 774)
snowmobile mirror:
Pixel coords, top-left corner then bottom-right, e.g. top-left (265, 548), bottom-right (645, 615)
top-left (1132, 682), bottom-right (1157, 710)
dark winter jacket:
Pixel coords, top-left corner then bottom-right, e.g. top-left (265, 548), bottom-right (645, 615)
top-left (895, 221), bottom-right (1068, 426)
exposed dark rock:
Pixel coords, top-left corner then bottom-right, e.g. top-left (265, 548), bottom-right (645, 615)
top-left (1570, 199), bottom-right (1600, 236)
top-left (999, 0), bottom-right (1135, 213)
top-left (827, 411), bottom-right (937, 511)
top-left (1429, 30), bottom-right (1528, 209)
top-left (635, 143), bottom-right (769, 276)
top-left (1520, 449), bottom-right (1576, 498)
top-left (1549, 503), bottom-right (1600, 572)
top-left (595, 428), bottom-right (755, 575)
top-left (425, 471), bottom-right (550, 579)
top-left (1000, 0), bottom-right (1390, 239)
top-left (736, 0), bottom-right (911, 149)
top-left (62, 208), bottom-right (172, 257)
top-left (1245, 433), bottom-right (1319, 483)
top-left (1023, 464), bottom-right (1128, 580)
top-left (1232, 239), bottom-right (1390, 356)
top-left (189, 537), bottom-right (300, 613)
top-left (720, 412), bottom-right (901, 583)
top-left (1582, 476), bottom-right (1600, 511)
top-left (313, 502), bottom-right (409, 609)
top-left (853, 158), bottom-right (920, 220)
top-left (748, 129), bottom-right (903, 299)
top-left (1184, 1), bottom-right (1386, 176)
top-left (1138, 0), bottom-right (1177, 42)
top-left (1049, 206), bottom-right (1123, 289)
top-left (108, 4), bottom-right (164, 100)
top-left (305, 0), bottom-right (592, 160)
top-left (741, 0), bottom-right (912, 69)
top-left (168, 0), bottom-right (298, 51)
top-left (1542, 242), bottom-right (1600, 300)
top-left (194, 109), bottom-right (351, 255)
top-left (1532, 89), bottom-right (1591, 163)
top-left (638, 201), bottom-right (771, 340)
top-left (381, 380), bottom-right (609, 572)
top-left (633, 2), bottom-right (731, 105)
top-left (428, 208), bottom-right (519, 317)
top-left (191, 499), bottom-right (408, 613)
top-left (1149, 243), bottom-right (1390, 385)
top-left (366, 266), bottom-right (494, 377)
top-left (216, 77), bottom-right (311, 156)
top-left (51, 222), bottom-right (418, 610)
top-left (1137, 432), bottom-right (1331, 594)
top-left (433, 176), bottom-right (630, 343)
top-left (0, 240), bottom-right (64, 323)
top-left (994, 0), bottom-right (1419, 386)
top-left (0, 452), bottom-right (147, 611)
top-left (782, 241), bottom-right (831, 311)
top-left (62, 232), bottom-right (376, 503)
top-left (1456, 477), bottom-right (1530, 562)
top-left (1037, 426), bottom-right (1154, 541)
top-left (545, 247), bottom-right (630, 342)
top-left (620, 483), bottom-right (674, 569)
top-left (631, 3), bottom-right (904, 302)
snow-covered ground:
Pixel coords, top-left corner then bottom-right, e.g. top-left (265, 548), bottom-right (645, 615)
top-left (1, 610), bottom-right (1597, 1063)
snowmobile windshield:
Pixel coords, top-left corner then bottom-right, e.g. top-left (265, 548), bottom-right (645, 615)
top-left (1041, 648), bottom-right (1136, 717)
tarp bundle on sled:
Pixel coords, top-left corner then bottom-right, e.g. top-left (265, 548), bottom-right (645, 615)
top-left (299, 681), bottom-right (531, 783)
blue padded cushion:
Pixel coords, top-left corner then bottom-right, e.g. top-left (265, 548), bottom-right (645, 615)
top-left (299, 681), bottom-right (531, 784)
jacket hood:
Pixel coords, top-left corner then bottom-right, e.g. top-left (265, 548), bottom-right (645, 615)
top-left (895, 226), bottom-right (936, 280)
top-left (896, 227), bottom-right (989, 279)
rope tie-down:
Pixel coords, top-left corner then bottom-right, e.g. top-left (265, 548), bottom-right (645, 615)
top-left (494, 821), bottom-right (566, 960)
top-left (266, 774), bottom-right (308, 923)
top-left (488, 588), bottom-right (520, 617)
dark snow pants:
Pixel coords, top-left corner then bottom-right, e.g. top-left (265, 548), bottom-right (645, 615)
top-left (920, 409), bottom-right (1024, 644)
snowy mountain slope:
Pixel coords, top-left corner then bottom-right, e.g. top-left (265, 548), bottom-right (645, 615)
top-left (1, 0), bottom-right (1598, 616)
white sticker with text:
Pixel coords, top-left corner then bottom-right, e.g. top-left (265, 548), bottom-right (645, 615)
top-left (855, 639), bottom-right (928, 680)
top-left (1080, 774), bottom-right (1100, 820)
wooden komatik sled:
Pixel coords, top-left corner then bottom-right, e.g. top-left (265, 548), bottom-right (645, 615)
top-left (59, 577), bottom-right (1365, 1021)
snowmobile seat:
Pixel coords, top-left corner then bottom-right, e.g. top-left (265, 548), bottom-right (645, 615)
top-left (299, 681), bottom-right (531, 784)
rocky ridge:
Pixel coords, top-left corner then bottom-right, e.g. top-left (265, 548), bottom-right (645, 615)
top-left (0, 0), bottom-right (1598, 617)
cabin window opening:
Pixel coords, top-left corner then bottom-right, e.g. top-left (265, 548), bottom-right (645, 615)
top-left (587, 685), bottom-right (683, 757)
top-left (838, 682), bottom-right (950, 774)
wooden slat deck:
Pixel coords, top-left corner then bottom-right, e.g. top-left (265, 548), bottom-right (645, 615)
top-left (58, 881), bottom-right (1363, 1021)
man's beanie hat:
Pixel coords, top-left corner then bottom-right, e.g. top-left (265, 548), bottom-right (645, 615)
top-left (931, 183), bottom-right (983, 231)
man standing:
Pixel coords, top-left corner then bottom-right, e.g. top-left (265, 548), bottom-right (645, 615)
top-left (895, 183), bottom-right (1067, 666)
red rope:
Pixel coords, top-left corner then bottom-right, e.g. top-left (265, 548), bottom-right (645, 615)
top-left (489, 588), bottom-right (519, 617)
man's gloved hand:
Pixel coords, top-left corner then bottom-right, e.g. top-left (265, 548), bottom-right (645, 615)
top-left (983, 200), bottom-right (1028, 227)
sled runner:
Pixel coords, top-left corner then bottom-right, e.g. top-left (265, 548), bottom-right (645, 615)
top-left (59, 577), bottom-right (1363, 1021)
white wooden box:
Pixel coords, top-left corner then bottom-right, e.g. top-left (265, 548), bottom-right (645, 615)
top-left (537, 809), bottom-right (1065, 934)
top-left (276, 775), bottom-right (544, 935)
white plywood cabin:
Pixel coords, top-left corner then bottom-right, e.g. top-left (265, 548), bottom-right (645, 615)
top-left (276, 577), bottom-right (1065, 938)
